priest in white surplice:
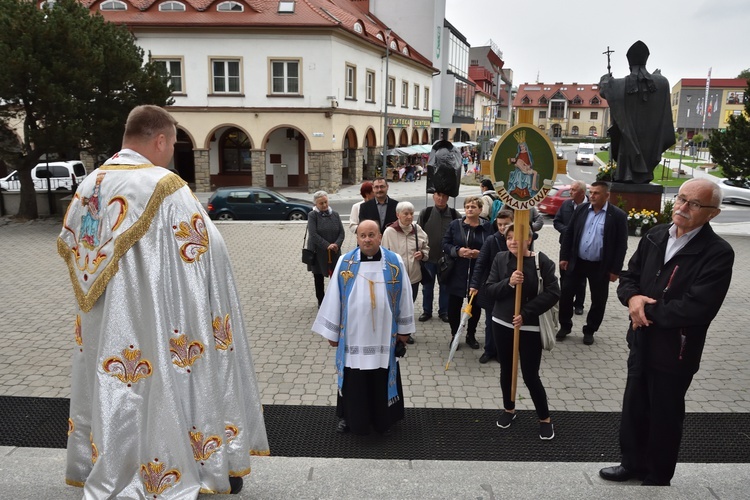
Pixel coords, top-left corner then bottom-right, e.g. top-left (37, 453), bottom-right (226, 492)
top-left (58, 106), bottom-right (269, 499)
top-left (313, 219), bottom-right (415, 435)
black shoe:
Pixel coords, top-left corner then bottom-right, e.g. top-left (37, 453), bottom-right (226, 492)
top-left (479, 352), bottom-right (494, 364)
top-left (496, 411), bottom-right (516, 429)
top-left (599, 465), bottom-right (642, 482)
top-left (406, 335), bottom-right (415, 344)
top-left (556, 327), bottom-right (571, 340)
top-left (336, 419), bottom-right (349, 434)
top-left (539, 422), bottom-right (554, 440)
top-left (418, 312), bottom-right (432, 322)
top-left (229, 476), bottom-right (243, 494)
top-left (583, 333), bottom-right (594, 345)
top-left (466, 335), bottom-right (480, 349)
top-left (574, 307), bottom-right (584, 315)
top-left (439, 314), bottom-right (450, 323)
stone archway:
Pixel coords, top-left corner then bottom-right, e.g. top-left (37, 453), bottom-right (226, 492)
top-left (174, 128), bottom-right (195, 188)
top-left (364, 128), bottom-right (378, 179)
top-left (264, 126), bottom-right (307, 189)
top-left (411, 129), bottom-right (419, 145)
top-left (342, 128), bottom-right (359, 186)
top-left (422, 129), bottom-right (429, 144)
top-left (398, 129), bottom-right (409, 146)
top-left (208, 127), bottom-right (254, 188)
top-left (551, 124), bottom-right (562, 138)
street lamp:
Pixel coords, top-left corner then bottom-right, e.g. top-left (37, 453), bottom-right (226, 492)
top-left (382, 30), bottom-right (391, 172)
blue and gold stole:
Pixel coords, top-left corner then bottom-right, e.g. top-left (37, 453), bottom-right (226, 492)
top-left (336, 247), bottom-right (403, 406)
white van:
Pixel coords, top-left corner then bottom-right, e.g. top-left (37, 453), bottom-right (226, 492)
top-left (575, 144), bottom-right (596, 166)
top-left (0, 161), bottom-right (88, 191)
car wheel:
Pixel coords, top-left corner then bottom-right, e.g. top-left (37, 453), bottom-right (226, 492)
top-left (288, 210), bottom-right (307, 221)
top-left (217, 212), bottom-right (234, 221)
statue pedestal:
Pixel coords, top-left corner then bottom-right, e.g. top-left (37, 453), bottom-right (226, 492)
top-left (610, 182), bottom-right (664, 213)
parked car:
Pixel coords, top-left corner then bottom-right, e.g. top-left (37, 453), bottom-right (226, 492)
top-left (0, 161), bottom-right (88, 192)
top-left (537, 184), bottom-right (590, 216)
top-left (207, 186), bottom-right (314, 221)
top-left (718, 178), bottom-right (750, 205)
top-left (575, 144), bottom-right (596, 166)
top-left (600, 143), bottom-right (610, 151)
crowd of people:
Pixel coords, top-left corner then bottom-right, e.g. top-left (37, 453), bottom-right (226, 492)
top-left (57, 104), bottom-right (734, 497)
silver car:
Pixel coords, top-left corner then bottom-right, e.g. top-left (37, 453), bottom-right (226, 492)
top-left (719, 178), bottom-right (750, 205)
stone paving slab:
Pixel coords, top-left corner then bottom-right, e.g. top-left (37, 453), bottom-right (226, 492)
top-left (0, 217), bottom-right (748, 414)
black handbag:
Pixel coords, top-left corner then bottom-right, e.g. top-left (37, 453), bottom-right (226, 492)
top-left (437, 220), bottom-right (466, 283)
top-left (302, 228), bottom-right (316, 266)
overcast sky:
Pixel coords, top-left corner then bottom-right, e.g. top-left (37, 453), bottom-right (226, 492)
top-left (444, 0), bottom-right (749, 87)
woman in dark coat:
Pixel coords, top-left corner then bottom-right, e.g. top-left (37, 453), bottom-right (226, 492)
top-left (441, 195), bottom-right (492, 349)
top-left (307, 190), bottom-right (345, 307)
top-left (485, 223), bottom-right (560, 440)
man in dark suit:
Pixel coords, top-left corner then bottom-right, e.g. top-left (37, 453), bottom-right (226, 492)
top-left (600, 178), bottom-right (733, 486)
top-left (358, 177), bottom-right (399, 233)
top-left (553, 180), bottom-right (588, 315)
top-left (557, 181), bottom-right (628, 345)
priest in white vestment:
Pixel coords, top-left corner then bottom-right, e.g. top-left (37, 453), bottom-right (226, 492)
top-left (58, 106), bottom-right (269, 499)
top-left (313, 220), bottom-right (415, 435)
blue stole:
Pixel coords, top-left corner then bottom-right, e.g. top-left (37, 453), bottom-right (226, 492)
top-left (336, 247), bottom-right (403, 406)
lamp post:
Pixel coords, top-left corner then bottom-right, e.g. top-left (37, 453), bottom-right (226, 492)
top-left (382, 30), bottom-right (391, 172)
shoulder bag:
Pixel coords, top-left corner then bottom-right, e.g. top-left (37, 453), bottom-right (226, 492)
top-left (535, 252), bottom-right (558, 351)
top-left (437, 220), bottom-right (466, 283)
top-left (301, 226), bottom-right (316, 266)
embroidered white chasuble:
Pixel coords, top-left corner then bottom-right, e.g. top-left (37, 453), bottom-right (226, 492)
top-left (58, 150), bottom-right (269, 499)
top-left (312, 252), bottom-right (415, 370)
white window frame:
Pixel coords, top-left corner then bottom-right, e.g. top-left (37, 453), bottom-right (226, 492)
top-left (158, 1), bottom-right (186, 11)
top-left (366, 70), bottom-right (375, 103)
top-left (413, 84), bottom-right (420, 110)
top-left (270, 59), bottom-right (301, 95)
top-left (210, 58), bottom-right (242, 94)
top-left (100, 0), bottom-right (127, 11)
top-left (345, 64), bottom-right (356, 100)
top-left (423, 87), bottom-right (430, 110)
top-left (278, 1), bottom-right (295, 13)
top-left (217, 1), bottom-right (243, 12)
top-left (387, 77), bottom-right (395, 106)
top-left (401, 80), bottom-right (408, 108)
top-left (153, 57), bottom-right (185, 94)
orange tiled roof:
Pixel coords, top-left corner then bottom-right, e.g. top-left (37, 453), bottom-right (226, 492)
top-left (513, 82), bottom-right (606, 109)
top-left (82, 0), bottom-right (434, 70)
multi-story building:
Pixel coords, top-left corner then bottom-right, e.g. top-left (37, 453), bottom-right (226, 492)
top-left (84, 0), bottom-right (435, 193)
top-left (671, 78), bottom-right (747, 138)
top-left (467, 42), bottom-right (512, 156)
top-left (512, 82), bottom-right (609, 140)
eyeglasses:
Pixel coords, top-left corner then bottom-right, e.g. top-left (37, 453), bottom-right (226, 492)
top-left (673, 195), bottom-right (718, 211)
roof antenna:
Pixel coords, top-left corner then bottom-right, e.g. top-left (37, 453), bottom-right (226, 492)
top-left (536, 70), bottom-right (540, 83)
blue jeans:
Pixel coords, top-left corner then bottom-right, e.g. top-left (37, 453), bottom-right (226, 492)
top-left (421, 261), bottom-right (448, 316)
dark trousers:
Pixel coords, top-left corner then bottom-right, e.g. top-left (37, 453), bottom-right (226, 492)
top-left (493, 322), bottom-right (549, 420)
top-left (411, 282), bottom-right (419, 303)
top-left (314, 273), bottom-right (325, 305)
top-left (448, 294), bottom-right (481, 339)
top-left (559, 259), bottom-right (609, 334)
top-left (483, 307), bottom-right (497, 356)
top-left (421, 261), bottom-right (449, 316)
top-left (560, 267), bottom-right (586, 309)
top-left (619, 352), bottom-right (693, 485)
top-left (336, 366), bottom-right (405, 435)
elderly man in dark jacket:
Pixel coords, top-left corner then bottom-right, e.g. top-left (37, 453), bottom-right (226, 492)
top-left (600, 178), bottom-right (734, 486)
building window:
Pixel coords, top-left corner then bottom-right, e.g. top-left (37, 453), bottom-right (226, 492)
top-left (271, 60), bottom-right (300, 95)
top-left (521, 96), bottom-right (531, 104)
top-left (353, 22), bottom-right (363, 34)
top-left (401, 81), bottom-right (408, 108)
top-left (572, 126), bottom-right (579, 136)
top-left (424, 87), bottom-right (429, 110)
top-left (413, 85), bottom-right (420, 109)
top-left (590, 111), bottom-right (599, 120)
top-left (573, 96), bottom-right (583, 105)
top-left (589, 126), bottom-right (597, 136)
top-left (366, 70), bottom-right (375, 102)
top-left (100, 0), bottom-right (127, 10)
top-left (590, 96), bottom-right (600, 105)
top-left (453, 80), bottom-right (474, 119)
top-left (387, 77), bottom-right (395, 106)
top-left (345, 64), bottom-right (356, 100)
top-left (550, 101), bottom-right (565, 119)
top-left (220, 129), bottom-right (252, 173)
top-left (539, 110), bottom-right (547, 119)
top-left (447, 32), bottom-right (469, 78)
top-left (539, 96), bottom-right (548, 105)
top-left (211, 59), bottom-right (241, 93)
top-left (159, 1), bottom-right (185, 11)
top-left (217, 1), bottom-right (243, 11)
top-left (153, 58), bottom-right (184, 93)
top-left (572, 111), bottom-right (580, 119)
top-left (278, 0), bottom-right (295, 13)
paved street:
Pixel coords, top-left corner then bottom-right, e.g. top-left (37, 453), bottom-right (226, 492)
top-left (1, 179), bottom-right (749, 498)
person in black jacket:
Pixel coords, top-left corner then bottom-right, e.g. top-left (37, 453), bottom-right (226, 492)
top-left (557, 181), bottom-right (628, 345)
top-left (552, 180), bottom-right (588, 314)
top-left (358, 177), bottom-right (398, 233)
top-left (600, 179), bottom-right (734, 486)
top-left (485, 223), bottom-right (560, 440)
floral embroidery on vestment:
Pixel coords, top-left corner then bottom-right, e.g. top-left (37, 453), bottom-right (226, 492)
top-left (102, 345), bottom-right (153, 386)
top-left (140, 459), bottom-right (181, 495)
top-left (173, 213), bottom-right (209, 263)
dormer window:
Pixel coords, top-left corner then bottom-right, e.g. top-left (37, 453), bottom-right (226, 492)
top-left (100, 0), bottom-right (127, 11)
top-left (390, 40), bottom-right (397, 51)
top-left (401, 46), bottom-right (409, 56)
top-left (539, 96), bottom-right (548, 105)
top-left (590, 96), bottom-right (601, 105)
top-left (217, 1), bottom-right (243, 12)
top-left (376, 32), bottom-right (384, 41)
top-left (353, 22), bottom-right (363, 34)
top-left (573, 96), bottom-right (583, 105)
top-left (521, 96), bottom-right (531, 105)
top-left (278, 1), bottom-right (294, 13)
top-left (159, 1), bottom-right (185, 11)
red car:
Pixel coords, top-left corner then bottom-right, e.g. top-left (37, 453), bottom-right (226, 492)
top-left (537, 184), bottom-right (589, 216)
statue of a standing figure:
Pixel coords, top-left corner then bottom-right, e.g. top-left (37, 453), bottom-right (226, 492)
top-left (599, 41), bottom-right (675, 183)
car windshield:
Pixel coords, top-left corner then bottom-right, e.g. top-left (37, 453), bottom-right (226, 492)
top-left (579, 148), bottom-right (594, 154)
top-left (546, 188), bottom-right (559, 197)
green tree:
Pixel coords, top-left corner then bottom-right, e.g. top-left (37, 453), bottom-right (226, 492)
top-left (708, 82), bottom-right (750, 180)
top-left (0, 0), bottom-right (172, 219)
top-left (738, 69), bottom-right (750, 80)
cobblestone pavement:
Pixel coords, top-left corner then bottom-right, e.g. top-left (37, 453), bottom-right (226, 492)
top-left (0, 217), bottom-right (748, 415)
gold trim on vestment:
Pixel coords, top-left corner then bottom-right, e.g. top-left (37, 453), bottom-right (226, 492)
top-left (58, 172), bottom-right (186, 313)
top-left (99, 163), bottom-right (154, 171)
top-left (250, 448), bottom-right (271, 456)
top-left (65, 478), bottom-right (85, 488)
top-left (229, 468), bottom-right (252, 477)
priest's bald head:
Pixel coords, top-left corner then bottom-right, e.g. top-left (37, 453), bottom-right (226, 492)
top-left (357, 219), bottom-right (382, 256)
top-left (122, 105), bottom-right (178, 168)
